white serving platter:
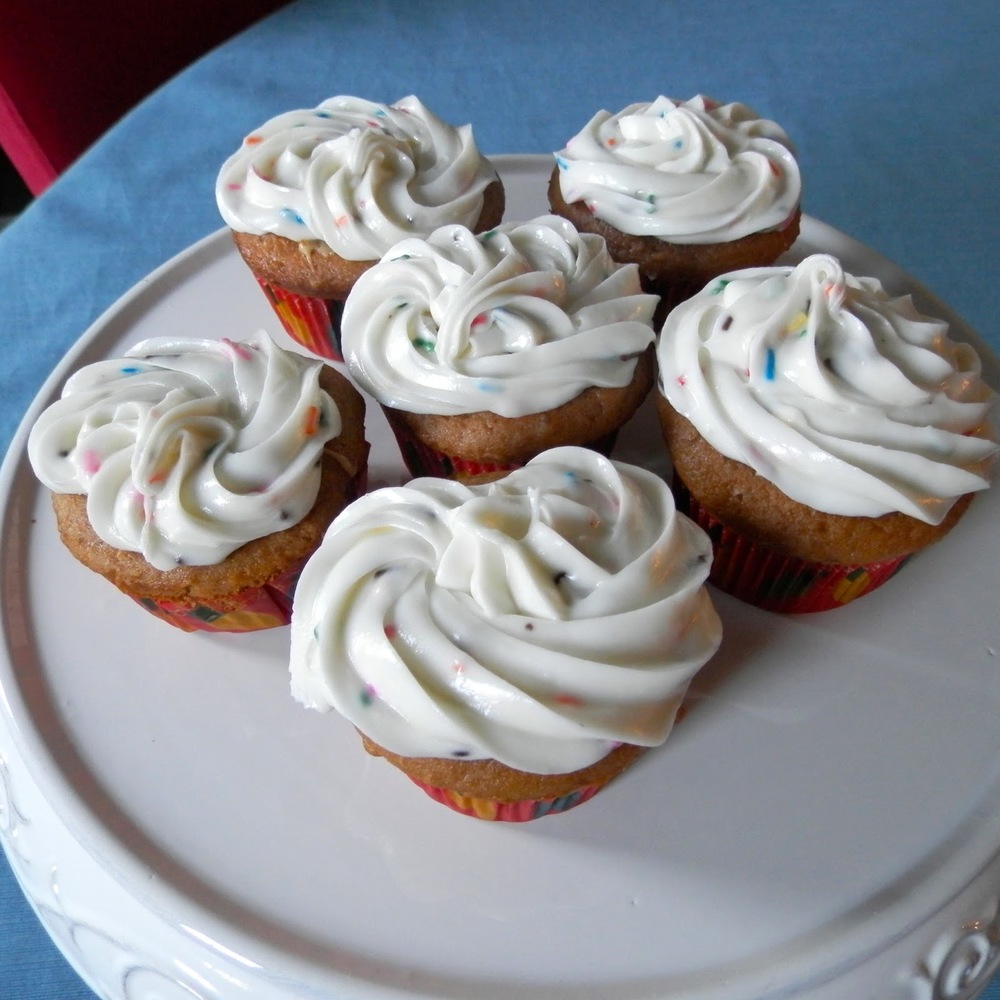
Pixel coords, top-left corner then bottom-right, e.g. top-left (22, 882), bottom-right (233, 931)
top-left (2, 155), bottom-right (1000, 1000)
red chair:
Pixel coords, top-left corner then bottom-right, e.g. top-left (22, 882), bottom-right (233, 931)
top-left (0, 1), bottom-right (289, 195)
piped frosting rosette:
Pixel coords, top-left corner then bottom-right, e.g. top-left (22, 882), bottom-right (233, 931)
top-left (341, 214), bottom-right (658, 419)
top-left (657, 253), bottom-right (997, 524)
top-left (216, 94), bottom-right (499, 261)
top-left (28, 330), bottom-right (342, 570)
top-left (289, 446), bottom-right (722, 778)
top-left (554, 95), bottom-right (801, 244)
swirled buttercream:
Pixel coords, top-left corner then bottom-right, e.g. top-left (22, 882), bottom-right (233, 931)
top-left (657, 254), bottom-right (997, 522)
top-left (28, 331), bottom-right (342, 570)
top-left (341, 215), bottom-right (658, 417)
top-left (289, 446), bottom-right (722, 774)
top-left (216, 95), bottom-right (499, 261)
top-left (554, 95), bottom-right (801, 245)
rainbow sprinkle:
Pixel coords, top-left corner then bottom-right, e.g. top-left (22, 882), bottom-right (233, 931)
top-left (302, 405), bottom-right (320, 436)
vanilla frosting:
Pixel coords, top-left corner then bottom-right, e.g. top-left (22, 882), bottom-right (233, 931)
top-left (341, 215), bottom-right (659, 418)
top-left (289, 446), bottom-right (721, 774)
top-left (28, 331), bottom-right (342, 570)
top-left (554, 95), bottom-right (801, 245)
top-left (657, 254), bottom-right (997, 522)
top-left (216, 95), bottom-right (499, 262)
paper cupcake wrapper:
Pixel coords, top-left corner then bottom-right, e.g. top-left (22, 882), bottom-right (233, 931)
top-left (673, 478), bottom-right (910, 613)
top-left (129, 558), bottom-right (306, 633)
top-left (383, 408), bottom-right (619, 481)
top-left (408, 776), bottom-right (603, 821)
top-left (254, 277), bottom-right (345, 362)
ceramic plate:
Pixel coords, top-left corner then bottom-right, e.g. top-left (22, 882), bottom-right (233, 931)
top-left (2, 156), bottom-right (1000, 1000)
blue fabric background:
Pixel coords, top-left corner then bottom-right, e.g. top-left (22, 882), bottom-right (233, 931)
top-left (2, 1), bottom-right (999, 996)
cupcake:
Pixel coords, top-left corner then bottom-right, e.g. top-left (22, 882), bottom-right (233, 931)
top-left (216, 95), bottom-right (505, 362)
top-left (655, 253), bottom-right (998, 613)
top-left (27, 330), bottom-right (368, 632)
top-left (289, 446), bottom-right (722, 821)
top-left (548, 95), bottom-right (802, 319)
top-left (341, 214), bottom-right (659, 480)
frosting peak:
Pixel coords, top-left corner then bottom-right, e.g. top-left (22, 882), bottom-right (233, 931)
top-left (216, 95), bottom-right (499, 261)
top-left (554, 95), bottom-right (801, 244)
top-left (28, 331), bottom-right (341, 569)
top-left (341, 215), bottom-right (658, 417)
top-left (657, 254), bottom-right (998, 522)
top-left (289, 447), bottom-right (722, 774)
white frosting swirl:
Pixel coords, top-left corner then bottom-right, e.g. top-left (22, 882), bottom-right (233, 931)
top-left (28, 331), bottom-right (342, 570)
top-left (216, 95), bottom-right (499, 261)
top-left (554, 95), bottom-right (801, 245)
top-left (289, 446), bottom-right (722, 774)
top-left (657, 254), bottom-right (998, 522)
top-left (341, 215), bottom-right (658, 417)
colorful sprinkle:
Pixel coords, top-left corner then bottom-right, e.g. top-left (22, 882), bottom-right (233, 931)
top-left (80, 449), bottom-right (101, 475)
top-left (710, 278), bottom-right (731, 295)
top-left (785, 311), bottom-right (809, 337)
top-left (120, 365), bottom-right (141, 375)
top-left (412, 336), bottom-right (436, 353)
top-left (764, 348), bottom-right (777, 380)
top-left (676, 374), bottom-right (687, 387)
top-left (720, 315), bottom-right (733, 331)
top-left (226, 182), bottom-right (242, 191)
top-left (384, 624), bottom-right (398, 640)
top-left (554, 693), bottom-right (584, 707)
top-left (477, 380), bottom-right (503, 393)
top-left (471, 312), bottom-right (489, 327)
top-left (279, 207), bottom-right (305, 225)
top-left (220, 338), bottom-right (254, 361)
top-left (335, 214), bottom-right (350, 227)
top-left (360, 684), bottom-right (377, 707)
top-left (555, 155), bottom-right (569, 171)
top-left (244, 134), bottom-right (263, 145)
top-left (302, 405), bottom-right (320, 436)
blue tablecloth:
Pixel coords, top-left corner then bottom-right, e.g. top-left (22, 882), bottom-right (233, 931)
top-left (2, 1), bottom-right (998, 997)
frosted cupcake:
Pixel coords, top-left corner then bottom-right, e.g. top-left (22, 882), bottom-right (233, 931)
top-left (28, 330), bottom-right (368, 632)
top-left (216, 95), bottom-right (505, 361)
top-left (656, 253), bottom-right (997, 612)
top-left (289, 446), bottom-right (722, 821)
top-left (549, 95), bottom-right (801, 318)
top-left (341, 214), bottom-right (659, 480)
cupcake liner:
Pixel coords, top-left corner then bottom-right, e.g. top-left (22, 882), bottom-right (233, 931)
top-left (673, 478), bottom-right (910, 613)
top-left (383, 406), bottom-right (619, 481)
top-left (254, 277), bottom-right (345, 362)
top-left (408, 776), bottom-right (603, 821)
top-left (129, 558), bottom-right (307, 633)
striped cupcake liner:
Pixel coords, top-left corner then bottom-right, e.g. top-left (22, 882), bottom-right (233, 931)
top-left (254, 277), bottom-right (345, 362)
top-left (129, 558), bottom-right (306, 633)
top-left (673, 477), bottom-right (910, 613)
top-left (408, 776), bottom-right (603, 821)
